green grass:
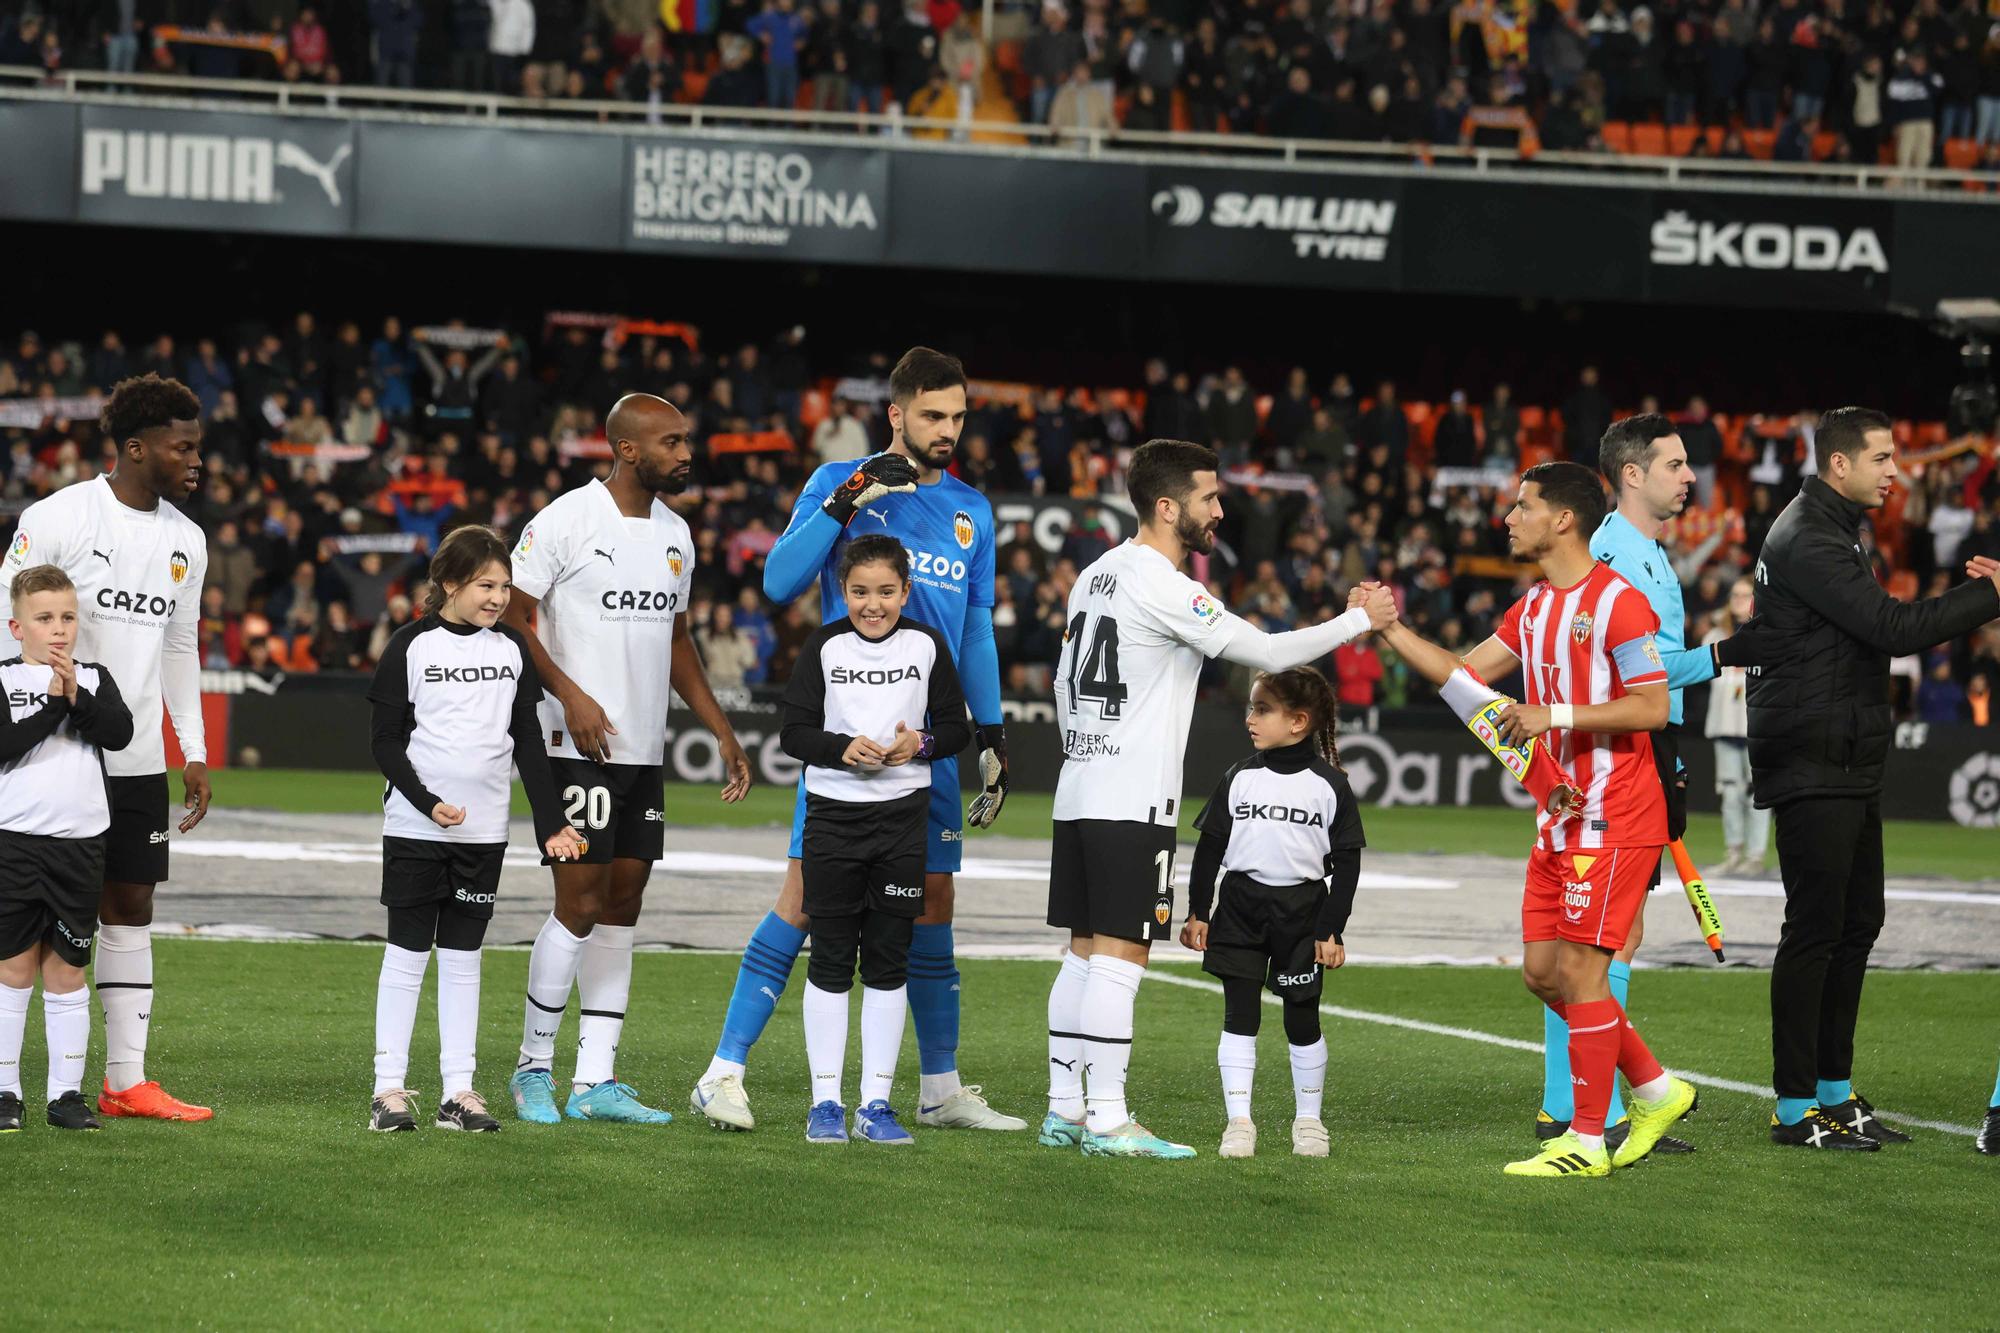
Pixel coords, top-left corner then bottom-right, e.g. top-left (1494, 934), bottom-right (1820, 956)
top-left (6, 943), bottom-right (1996, 1328)
top-left (204, 768), bottom-right (2000, 881)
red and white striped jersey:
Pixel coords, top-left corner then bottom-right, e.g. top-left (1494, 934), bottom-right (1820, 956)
top-left (1496, 562), bottom-right (1668, 852)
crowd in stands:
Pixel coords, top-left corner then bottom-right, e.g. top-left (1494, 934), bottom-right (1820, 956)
top-left (2, 315), bottom-right (1996, 723)
top-left (7, 0), bottom-right (2000, 169)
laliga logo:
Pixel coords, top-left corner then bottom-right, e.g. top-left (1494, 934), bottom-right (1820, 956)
top-left (1151, 185), bottom-right (1205, 226)
top-left (1948, 753), bottom-right (2000, 828)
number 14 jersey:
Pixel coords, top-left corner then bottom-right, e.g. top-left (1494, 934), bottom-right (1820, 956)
top-left (1052, 540), bottom-right (1238, 827)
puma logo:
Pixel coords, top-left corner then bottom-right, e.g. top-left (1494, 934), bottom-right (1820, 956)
top-left (1049, 1056), bottom-right (1077, 1071)
top-left (759, 986), bottom-right (779, 1001)
top-left (275, 141), bottom-right (354, 206)
top-left (593, 548), bottom-right (616, 565)
top-left (864, 507), bottom-right (890, 526)
top-left (91, 549), bottom-right (112, 565)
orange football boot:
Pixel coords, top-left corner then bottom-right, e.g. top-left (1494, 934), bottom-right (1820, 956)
top-left (98, 1080), bottom-right (214, 1121)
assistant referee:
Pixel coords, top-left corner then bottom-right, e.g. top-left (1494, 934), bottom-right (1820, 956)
top-left (1750, 407), bottom-right (2000, 1152)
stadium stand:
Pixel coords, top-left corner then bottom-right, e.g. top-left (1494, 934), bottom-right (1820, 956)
top-left (3, 316), bottom-right (1995, 722)
top-left (5, 0), bottom-right (2000, 173)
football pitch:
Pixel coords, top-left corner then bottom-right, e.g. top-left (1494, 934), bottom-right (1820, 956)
top-left (201, 768), bottom-right (2000, 881)
top-left (10, 943), bottom-right (1998, 1328)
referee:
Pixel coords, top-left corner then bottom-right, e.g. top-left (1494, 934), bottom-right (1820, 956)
top-left (1751, 407), bottom-right (2000, 1151)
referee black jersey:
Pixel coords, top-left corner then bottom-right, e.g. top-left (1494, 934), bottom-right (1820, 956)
top-left (0, 657), bottom-right (134, 838)
top-left (368, 614), bottom-right (564, 846)
top-left (1188, 738), bottom-right (1366, 942)
top-left (780, 616), bottom-right (972, 802)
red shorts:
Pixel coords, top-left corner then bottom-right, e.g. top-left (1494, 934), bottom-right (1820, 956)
top-left (1522, 845), bottom-right (1662, 950)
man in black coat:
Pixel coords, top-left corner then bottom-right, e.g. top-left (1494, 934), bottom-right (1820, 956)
top-left (1749, 406), bottom-right (2000, 1152)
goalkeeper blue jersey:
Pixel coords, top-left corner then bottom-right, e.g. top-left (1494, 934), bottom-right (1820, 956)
top-left (780, 456), bottom-right (996, 650)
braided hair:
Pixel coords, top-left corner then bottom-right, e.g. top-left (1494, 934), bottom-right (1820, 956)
top-left (1253, 665), bottom-right (1343, 770)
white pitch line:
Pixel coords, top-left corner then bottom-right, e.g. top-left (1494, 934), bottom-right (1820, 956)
top-left (1145, 969), bottom-right (1980, 1138)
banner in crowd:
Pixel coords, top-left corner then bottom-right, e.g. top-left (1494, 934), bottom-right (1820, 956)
top-left (410, 326), bottom-right (509, 349)
top-left (9, 96), bottom-right (1998, 313)
top-left (0, 394), bottom-right (104, 428)
top-left (329, 532), bottom-right (425, 555)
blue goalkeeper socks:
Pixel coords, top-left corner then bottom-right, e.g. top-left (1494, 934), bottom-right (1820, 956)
top-left (1816, 1078), bottom-right (1853, 1107)
top-left (907, 922), bottom-right (960, 1078)
top-left (1991, 1059), bottom-right (2000, 1109)
top-left (715, 913), bottom-right (807, 1064)
top-left (1776, 1097), bottom-right (1815, 1125)
top-left (1541, 1004), bottom-right (1574, 1122)
top-left (1606, 960), bottom-right (1630, 1126)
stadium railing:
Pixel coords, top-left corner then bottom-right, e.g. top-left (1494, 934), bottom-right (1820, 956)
top-left (4, 64), bottom-right (1995, 196)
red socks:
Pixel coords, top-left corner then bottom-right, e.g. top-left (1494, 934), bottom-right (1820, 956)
top-left (1564, 998), bottom-right (1623, 1136)
top-left (1616, 1006), bottom-right (1665, 1090)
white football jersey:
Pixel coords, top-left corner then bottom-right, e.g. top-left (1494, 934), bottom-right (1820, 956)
top-left (369, 617), bottom-right (543, 845)
top-left (782, 617), bottom-right (965, 804)
top-left (0, 476), bottom-right (207, 776)
top-left (1200, 748), bottom-right (1365, 887)
top-left (1052, 540), bottom-right (1240, 826)
top-left (510, 480), bottom-right (694, 765)
top-left (0, 659), bottom-right (119, 838)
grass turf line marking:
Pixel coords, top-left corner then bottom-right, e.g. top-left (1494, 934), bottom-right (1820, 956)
top-left (1146, 968), bottom-right (1980, 1139)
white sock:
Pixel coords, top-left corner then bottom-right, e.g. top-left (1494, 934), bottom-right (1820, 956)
top-left (919, 1068), bottom-right (962, 1107)
top-left (702, 1055), bottom-right (746, 1083)
top-left (1630, 1072), bottom-right (1673, 1104)
top-left (95, 923), bottom-right (153, 1091)
top-left (436, 947), bottom-right (482, 1100)
top-left (1081, 954), bottom-right (1144, 1134)
top-left (1289, 1038), bottom-right (1328, 1120)
top-left (0, 981), bottom-right (31, 1098)
top-left (1219, 1031), bottom-right (1257, 1120)
top-left (518, 915), bottom-right (587, 1071)
top-left (574, 924), bottom-right (633, 1088)
top-left (1045, 949), bottom-right (1089, 1120)
top-left (373, 944), bottom-right (429, 1095)
top-left (860, 983), bottom-right (908, 1107)
top-left (43, 986), bottom-right (90, 1101)
top-left (1575, 1131), bottom-right (1606, 1151)
top-left (802, 980), bottom-right (849, 1107)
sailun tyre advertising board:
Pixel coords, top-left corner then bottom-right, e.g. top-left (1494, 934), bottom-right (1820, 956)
top-left (74, 104), bottom-right (356, 235)
top-left (624, 138), bottom-right (889, 262)
top-left (1146, 166), bottom-right (1405, 288)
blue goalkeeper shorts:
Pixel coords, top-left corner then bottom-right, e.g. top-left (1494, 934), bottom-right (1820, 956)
top-left (787, 754), bottom-right (962, 874)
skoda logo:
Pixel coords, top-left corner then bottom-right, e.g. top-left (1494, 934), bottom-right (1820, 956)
top-left (1150, 185), bottom-right (1204, 227)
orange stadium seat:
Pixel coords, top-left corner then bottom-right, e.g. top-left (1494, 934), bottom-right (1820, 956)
top-left (1600, 121), bottom-right (1631, 152)
top-left (1630, 123), bottom-right (1668, 157)
top-left (1743, 130), bottom-right (1775, 159)
top-left (1944, 139), bottom-right (1981, 170)
top-left (1668, 124), bottom-right (1699, 156)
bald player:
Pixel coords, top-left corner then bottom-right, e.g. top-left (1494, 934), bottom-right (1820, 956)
top-left (503, 394), bottom-right (753, 1125)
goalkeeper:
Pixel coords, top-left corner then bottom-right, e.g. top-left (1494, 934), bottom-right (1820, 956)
top-left (689, 348), bottom-right (1025, 1135)
top-left (1530, 415), bottom-right (1764, 1153)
